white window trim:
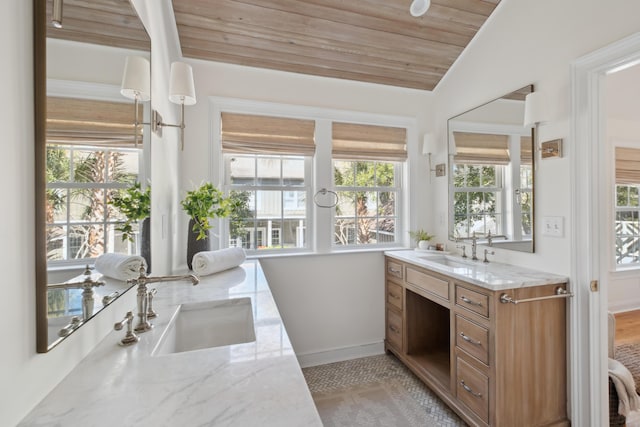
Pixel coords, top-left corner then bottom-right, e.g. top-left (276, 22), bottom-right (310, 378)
top-left (209, 97), bottom-right (415, 256)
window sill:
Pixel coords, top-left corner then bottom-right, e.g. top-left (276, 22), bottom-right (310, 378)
top-left (247, 244), bottom-right (406, 260)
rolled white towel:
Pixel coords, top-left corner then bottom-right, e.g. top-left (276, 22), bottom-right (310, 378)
top-left (192, 248), bottom-right (246, 275)
top-left (95, 253), bottom-right (146, 281)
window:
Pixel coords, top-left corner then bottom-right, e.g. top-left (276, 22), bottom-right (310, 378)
top-left (45, 96), bottom-right (145, 264)
top-left (450, 131), bottom-right (531, 241)
top-left (215, 101), bottom-right (411, 254)
top-left (225, 155), bottom-right (309, 250)
top-left (331, 122), bottom-right (406, 247)
top-left (614, 147), bottom-right (640, 266)
top-left (452, 164), bottom-right (503, 237)
top-left (221, 112), bottom-right (314, 252)
top-left (46, 145), bottom-right (141, 263)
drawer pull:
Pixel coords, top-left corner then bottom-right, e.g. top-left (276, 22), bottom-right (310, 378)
top-left (460, 380), bottom-right (482, 397)
top-left (459, 332), bottom-right (481, 346)
top-left (389, 325), bottom-right (400, 334)
top-left (460, 296), bottom-right (482, 306)
top-left (388, 267), bottom-right (401, 274)
top-left (388, 292), bottom-right (400, 300)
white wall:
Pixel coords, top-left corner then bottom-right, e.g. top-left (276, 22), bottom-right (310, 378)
top-left (433, 0), bottom-right (640, 275)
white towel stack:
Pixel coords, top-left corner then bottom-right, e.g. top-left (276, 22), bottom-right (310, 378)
top-left (191, 247), bottom-right (246, 276)
top-left (609, 357), bottom-right (640, 417)
top-left (95, 253), bottom-right (146, 281)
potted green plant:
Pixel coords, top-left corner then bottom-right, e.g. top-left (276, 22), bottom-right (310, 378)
top-left (110, 182), bottom-right (151, 271)
top-left (181, 182), bottom-right (232, 269)
top-left (409, 229), bottom-right (435, 250)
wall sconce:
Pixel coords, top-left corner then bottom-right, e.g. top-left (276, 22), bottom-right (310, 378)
top-left (52, 0), bottom-right (63, 28)
top-left (422, 134), bottom-right (446, 178)
top-left (410, 0), bottom-right (431, 17)
top-left (120, 56), bottom-right (151, 148)
top-left (524, 91), bottom-right (562, 159)
top-left (152, 62), bottom-right (197, 151)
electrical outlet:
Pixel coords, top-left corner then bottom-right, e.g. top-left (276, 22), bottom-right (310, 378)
top-left (542, 216), bottom-right (564, 237)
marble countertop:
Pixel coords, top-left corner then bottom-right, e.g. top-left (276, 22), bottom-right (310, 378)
top-left (385, 250), bottom-right (569, 291)
top-left (20, 260), bottom-right (322, 427)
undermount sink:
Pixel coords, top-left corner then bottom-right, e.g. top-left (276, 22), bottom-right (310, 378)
top-left (152, 297), bottom-right (256, 356)
top-left (417, 254), bottom-right (477, 269)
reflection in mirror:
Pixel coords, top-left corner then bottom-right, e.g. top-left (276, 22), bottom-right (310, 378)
top-left (35, 0), bottom-right (151, 352)
top-left (447, 85), bottom-right (534, 253)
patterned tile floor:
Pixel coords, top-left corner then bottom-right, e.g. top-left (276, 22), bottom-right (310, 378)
top-left (302, 353), bottom-right (467, 426)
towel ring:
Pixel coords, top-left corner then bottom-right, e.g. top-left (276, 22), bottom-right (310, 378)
top-left (314, 188), bottom-right (338, 208)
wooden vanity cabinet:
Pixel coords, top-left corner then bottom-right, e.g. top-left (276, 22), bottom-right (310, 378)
top-left (384, 256), bottom-right (569, 427)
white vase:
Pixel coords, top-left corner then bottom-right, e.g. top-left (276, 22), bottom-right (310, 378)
top-left (418, 240), bottom-right (430, 250)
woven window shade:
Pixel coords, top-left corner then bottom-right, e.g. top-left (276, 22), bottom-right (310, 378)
top-left (46, 97), bottom-right (141, 148)
top-left (221, 112), bottom-right (316, 156)
top-left (520, 136), bottom-right (532, 165)
top-left (332, 122), bottom-right (407, 161)
top-left (453, 132), bottom-right (510, 165)
top-left (616, 147), bottom-right (640, 185)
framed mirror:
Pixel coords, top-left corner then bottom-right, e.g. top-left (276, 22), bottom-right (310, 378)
top-left (35, 0), bottom-right (151, 352)
top-left (447, 85), bottom-right (535, 253)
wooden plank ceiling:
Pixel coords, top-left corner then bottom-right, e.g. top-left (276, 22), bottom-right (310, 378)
top-left (173, 0), bottom-right (501, 90)
top-left (45, 0), bottom-right (150, 51)
top-left (45, 0), bottom-right (500, 91)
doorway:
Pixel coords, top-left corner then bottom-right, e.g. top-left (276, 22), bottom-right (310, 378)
top-left (572, 32), bottom-right (640, 426)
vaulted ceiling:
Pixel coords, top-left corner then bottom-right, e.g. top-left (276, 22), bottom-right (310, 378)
top-left (46, 0), bottom-right (501, 91)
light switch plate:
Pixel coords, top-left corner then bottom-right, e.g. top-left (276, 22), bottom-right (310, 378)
top-left (542, 216), bottom-right (564, 237)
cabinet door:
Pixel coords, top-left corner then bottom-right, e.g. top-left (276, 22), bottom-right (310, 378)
top-left (386, 281), bottom-right (403, 311)
top-left (386, 307), bottom-right (403, 351)
top-left (456, 356), bottom-right (489, 424)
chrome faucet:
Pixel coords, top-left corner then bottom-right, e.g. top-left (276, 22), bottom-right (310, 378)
top-left (470, 232), bottom-right (478, 261)
top-left (48, 265), bottom-right (105, 320)
top-left (456, 244), bottom-right (467, 258)
top-left (127, 264), bottom-right (199, 333)
top-left (483, 249), bottom-right (495, 263)
top-left (486, 230), bottom-right (507, 247)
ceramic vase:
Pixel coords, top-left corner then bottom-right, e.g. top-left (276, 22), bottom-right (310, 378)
top-left (140, 217), bottom-right (151, 273)
top-left (187, 218), bottom-right (209, 270)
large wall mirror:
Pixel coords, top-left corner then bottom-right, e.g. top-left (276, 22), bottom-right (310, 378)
top-left (35, 0), bottom-right (151, 352)
top-left (447, 85), bottom-right (535, 253)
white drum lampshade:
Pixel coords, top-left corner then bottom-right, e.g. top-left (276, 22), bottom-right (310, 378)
top-left (169, 62), bottom-right (197, 106)
top-left (120, 56), bottom-right (151, 102)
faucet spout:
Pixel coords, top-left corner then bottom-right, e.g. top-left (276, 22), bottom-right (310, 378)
top-left (127, 264), bottom-right (200, 333)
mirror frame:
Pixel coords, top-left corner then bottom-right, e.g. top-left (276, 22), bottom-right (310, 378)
top-left (447, 85), bottom-right (535, 253)
top-left (34, 0), bottom-right (150, 352)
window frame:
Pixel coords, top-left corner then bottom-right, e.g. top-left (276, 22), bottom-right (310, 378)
top-left (222, 153), bottom-right (313, 254)
top-left (331, 159), bottom-right (403, 249)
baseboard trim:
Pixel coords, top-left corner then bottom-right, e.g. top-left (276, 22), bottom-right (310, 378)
top-left (297, 341), bottom-right (385, 368)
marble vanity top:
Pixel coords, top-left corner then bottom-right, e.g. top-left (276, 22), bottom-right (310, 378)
top-left (20, 260), bottom-right (322, 427)
top-left (386, 249), bottom-right (569, 291)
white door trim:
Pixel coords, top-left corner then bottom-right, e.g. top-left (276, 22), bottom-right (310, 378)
top-left (571, 31), bottom-right (640, 427)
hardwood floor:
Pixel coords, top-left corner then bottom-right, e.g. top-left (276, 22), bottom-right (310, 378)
top-left (614, 309), bottom-right (640, 345)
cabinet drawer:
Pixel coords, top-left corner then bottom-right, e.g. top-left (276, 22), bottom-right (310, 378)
top-left (456, 285), bottom-right (489, 318)
top-left (456, 357), bottom-right (489, 423)
top-left (386, 260), bottom-right (403, 280)
top-left (386, 281), bottom-right (403, 311)
top-left (455, 315), bottom-right (489, 365)
top-left (406, 267), bottom-right (449, 301)
top-left (386, 308), bottom-right (403, 350)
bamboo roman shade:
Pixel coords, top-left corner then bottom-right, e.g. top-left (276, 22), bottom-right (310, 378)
top-left (520, 136), bottom-right (532, 165)
top-left (46, 97), bottom-right (141, 148)
top-left (332, 122), bottom-right (407, 161)
top-left (452, 132), bottom-right (510, 165)
top-left (616, 147), bottom-right (640, 185)
top-left (221, 112), bottom-right (316, 156)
